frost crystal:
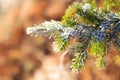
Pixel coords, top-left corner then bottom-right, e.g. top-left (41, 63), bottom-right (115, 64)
top-left (82, 3), bottom-right (91, 12)
top-left (42, 20), bottom-right (63, 31)
top-left (26, 26), bottom-right (42, 37)
top-left (61, 27), bottom-right (74, 38)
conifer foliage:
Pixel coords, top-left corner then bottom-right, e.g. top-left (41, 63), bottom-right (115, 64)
top-left (26, 1), bottom-right (120, 72)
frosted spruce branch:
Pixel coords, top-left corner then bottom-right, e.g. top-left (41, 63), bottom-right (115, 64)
top-left (26, 20), bottom-right (63, 38)
top-left (26, 2), bottom-right (120, 72)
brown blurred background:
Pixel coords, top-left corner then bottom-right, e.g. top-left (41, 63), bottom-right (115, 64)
top-left (0, 0), bottom-right (120, 80)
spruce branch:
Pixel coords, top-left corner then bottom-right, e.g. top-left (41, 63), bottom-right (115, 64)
top-left (95, 56), bottom-right (106, 69)
top-left (26, 20), bottom-right (63, 38)
top-left (90, 41), bottom-right (108, 57)
top-left (26, 2), bottom-right (120, 72)
top-left (71, 51), bottom-right (88, 72)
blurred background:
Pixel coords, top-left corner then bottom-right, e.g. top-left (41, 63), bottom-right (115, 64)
top-left (0, 0), bottom-right (120, 80)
